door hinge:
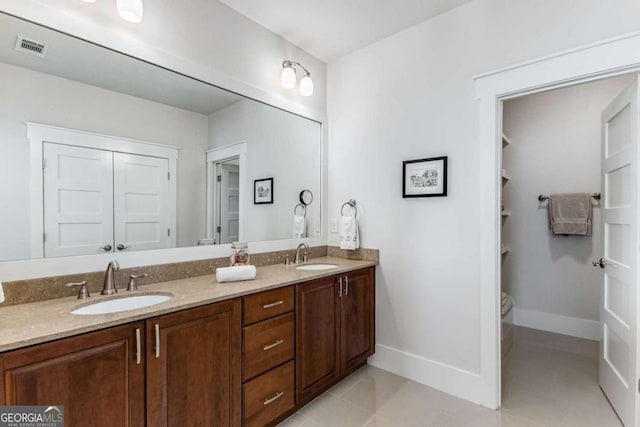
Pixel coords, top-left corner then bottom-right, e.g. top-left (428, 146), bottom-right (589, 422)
top-left (43, 232), bottom-right (46, 243)
top-left (638, 378), bottom-right (640, 393)
top-left (216, 226), bottom-right (221, 233)
top-left (42, 158), bottom-right (45, 169)
top-left (217, 175), bottom-right (222, 182)
top-left (167, 171), bottom-right (171, 180)
top-left (167, 228), bottom-right (171, 237)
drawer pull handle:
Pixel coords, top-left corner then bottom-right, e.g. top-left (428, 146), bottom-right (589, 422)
top-left (263, 300), bottom-right (284, 309)
top-left (263, 391), bottom-right (284, 406)
top-left (263, 339), bottom-right (284, 351)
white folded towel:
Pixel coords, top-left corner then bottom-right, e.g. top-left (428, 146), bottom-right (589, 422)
top-left (216, 265), bottom-right (256, 283)
top-left (339, 215), bottom-right (360, 250)
top-left (293, 214), bottom-right (306, 238)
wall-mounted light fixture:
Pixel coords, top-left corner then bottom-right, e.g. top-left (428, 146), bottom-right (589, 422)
top-left (80, 0), bottom-right (144, 24)
top-left (281, 60), bottom-right (314, 97)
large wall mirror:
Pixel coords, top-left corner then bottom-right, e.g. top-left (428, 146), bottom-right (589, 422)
top-left (0, 12), bottom-right (322, 262)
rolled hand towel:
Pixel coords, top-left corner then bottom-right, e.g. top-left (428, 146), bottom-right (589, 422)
top-left (216, 265), bottom-right (256, 283)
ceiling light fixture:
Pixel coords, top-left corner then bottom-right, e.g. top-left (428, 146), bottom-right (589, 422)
top-left (80, 0), bottom-right (144, 23)
top-left (281, 60), bottom-right (314, 97)
top-left (117, 0), bottom-right (144, 23)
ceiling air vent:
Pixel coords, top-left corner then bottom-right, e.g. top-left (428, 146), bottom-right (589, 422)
top-left (15, 36), bottom-right (47, 57)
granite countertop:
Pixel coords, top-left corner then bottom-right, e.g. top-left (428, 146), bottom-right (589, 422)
top-left (0, 257), bottom-right (376, 353)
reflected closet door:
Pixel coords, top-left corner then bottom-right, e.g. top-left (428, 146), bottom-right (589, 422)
top-left (43, 143), bottom-right (114, 257)
top-left (113, 153), bottom-right (171, 252)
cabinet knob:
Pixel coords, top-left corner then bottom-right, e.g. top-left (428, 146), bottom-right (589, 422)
top-left (117, 244), bottom-right (130, 251)
top-left (100, 245), bottom-right (112, 252)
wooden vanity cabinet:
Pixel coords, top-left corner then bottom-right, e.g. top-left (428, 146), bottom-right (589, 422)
top-left (0, 299), bottom-right (241, 427)
top-left (146, 299), bottom-right (241, 427)
top-left (242, 286), bottom-right (295, 427)
top-left (296, 267), bottom-right (375, 403)
top-left (0, 322), bottom-right (146, 427)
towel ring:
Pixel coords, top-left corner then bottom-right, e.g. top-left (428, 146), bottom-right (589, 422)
top-left (294, 203), bottom-right (307, 217)
top-left (341, 199), bottom-right (357, 217)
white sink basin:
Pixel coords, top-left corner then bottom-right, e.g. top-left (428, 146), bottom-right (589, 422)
top-left (71, 293), bottom-right (173, 315)
top-left (296, 263), bottom-right (338, 271)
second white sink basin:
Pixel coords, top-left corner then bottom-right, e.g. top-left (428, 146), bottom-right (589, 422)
top-left (72, 293), bottom-right (173, 315)
top-left (296, 263), bottom-right (338, 271)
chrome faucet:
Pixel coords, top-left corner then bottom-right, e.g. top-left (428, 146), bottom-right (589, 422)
top-left (101, 260), bottom-right (120, 295)
top-left (294, 243), bottom-right (310, 264)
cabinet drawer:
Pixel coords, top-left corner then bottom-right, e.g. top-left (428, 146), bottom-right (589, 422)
top-left (244, 313), bottom-right (294, 380)
top-left (243, 361), bottom-right (294, 427)
top-left (244, 286), bottom-right (294, 325)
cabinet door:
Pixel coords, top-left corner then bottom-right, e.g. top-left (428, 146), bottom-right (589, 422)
top-left (146, 299), bottom-right (241, 427)
top-left (295, 276), bottom-right (341, 402)
top-left (341, 267), bottom-right (376, 373)
top-left (0, 322), bottom-right (145, 427)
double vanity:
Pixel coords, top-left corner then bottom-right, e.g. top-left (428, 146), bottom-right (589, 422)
top-left (0, 255), bottom-right (376, 426)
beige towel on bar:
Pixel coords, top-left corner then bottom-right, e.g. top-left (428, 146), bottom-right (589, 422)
top-left (548, 193), bottom-right (592, 236)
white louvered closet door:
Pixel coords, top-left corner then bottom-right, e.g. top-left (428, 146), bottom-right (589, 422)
top-left (43, 143), bottom-right (114, 257)
top-left (598, 76), bottom-right (639, 427)
top-left (113, 152), bottom-right (171, 252)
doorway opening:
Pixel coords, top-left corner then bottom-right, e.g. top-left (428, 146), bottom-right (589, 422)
top-left (498, 72), bottom-right (637, 426)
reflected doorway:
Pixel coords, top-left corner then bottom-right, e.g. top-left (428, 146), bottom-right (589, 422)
top-left (216, 158), bottom-right (240, 244)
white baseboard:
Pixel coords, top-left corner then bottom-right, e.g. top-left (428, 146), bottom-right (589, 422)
top-left (513, 307), bottom-right (600, 340)
top-left (368, 344), bottom-right (491, 407)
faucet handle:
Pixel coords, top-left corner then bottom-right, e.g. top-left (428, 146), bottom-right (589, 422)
top-left (127, 273), bottom-right (148, 292)
top-left (66, 281), bottom-right (90, 299)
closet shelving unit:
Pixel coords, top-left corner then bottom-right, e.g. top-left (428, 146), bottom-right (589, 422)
top-left (501, 132), bottom-right (514, 358)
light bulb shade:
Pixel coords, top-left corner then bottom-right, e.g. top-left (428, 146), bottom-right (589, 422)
top-left (281, 66), bottom-right (297, 89)
top-left (299, 75), bottom-right (314, 96)
top-left (117, 0), bottom-right (144, 23)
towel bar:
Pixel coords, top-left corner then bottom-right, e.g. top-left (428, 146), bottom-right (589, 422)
top-left (538, 193), bottom-right (601, 202)
top-left (341, 199), bottom-right (357, 217)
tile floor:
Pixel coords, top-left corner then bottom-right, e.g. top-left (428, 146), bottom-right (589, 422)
top-left (278, 326), bottom-right (622, 426)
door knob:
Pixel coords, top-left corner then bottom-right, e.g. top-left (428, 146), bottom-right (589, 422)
top-left (592, 258), bottom-right (606, 269)
top-left (117, 244), bottom-right (130, 251)
top-left (100, 245), bottom-right (112, 252)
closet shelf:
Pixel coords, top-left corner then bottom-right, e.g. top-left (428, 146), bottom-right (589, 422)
top-left (502, 133), bottom-right (512, 149)
top-left (501, 244), bottom-right (510, 255)
top-left (501, 210), bottom-right (511, 217)
top-left (501, 169), bottom-right (511, 182)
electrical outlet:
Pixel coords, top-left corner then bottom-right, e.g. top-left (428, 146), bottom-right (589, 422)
top-left (330, 218), bottom-right (338, 233)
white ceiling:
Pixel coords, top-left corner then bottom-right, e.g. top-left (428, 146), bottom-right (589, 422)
top-left (0, 13), bottom-right (242, 116)
top-left (219, 0), bottom-right (473, 61)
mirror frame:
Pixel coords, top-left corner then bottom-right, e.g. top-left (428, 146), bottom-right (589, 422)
top-left (0, 11), bottom-right (328, 282)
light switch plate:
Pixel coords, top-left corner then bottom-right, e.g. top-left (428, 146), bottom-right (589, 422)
top-left (330, 218), bottom-right (338, 233)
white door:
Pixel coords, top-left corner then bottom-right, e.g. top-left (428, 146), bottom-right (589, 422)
top-left (599, 76), bottom-right (639, 427)
top-left (43, 143), bottom-right (114, 257)
top-left (113, 153), bottom-right (171, 252)
top-left (218, 163), bottom-right (239, 244)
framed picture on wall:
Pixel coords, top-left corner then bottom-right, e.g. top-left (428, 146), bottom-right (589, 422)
top-left (402, 156), bottom-right (448, 198)
top-left (254, 178), bottom-right (274, 204)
